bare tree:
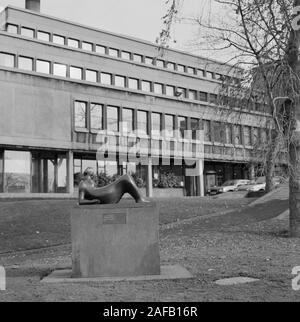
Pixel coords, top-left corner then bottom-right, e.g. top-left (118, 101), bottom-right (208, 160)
top-left (161, 0), bottom-right (300, 236)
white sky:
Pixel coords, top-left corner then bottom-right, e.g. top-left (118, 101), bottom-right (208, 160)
top-left (0, 0), bottom-right (228, 61)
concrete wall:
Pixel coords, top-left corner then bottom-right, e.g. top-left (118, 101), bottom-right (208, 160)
top-left (0, 70), bottom-right (71, 149)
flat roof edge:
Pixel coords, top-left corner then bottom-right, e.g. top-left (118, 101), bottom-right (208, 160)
top-left (4, 5), bottom-right (239, 70)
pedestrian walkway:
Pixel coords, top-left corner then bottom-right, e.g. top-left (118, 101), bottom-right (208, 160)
top-left (166, 185), bottom-right (289, 231)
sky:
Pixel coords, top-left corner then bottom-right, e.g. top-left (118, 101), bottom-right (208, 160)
top-left (0, 0), bottom-right (226, 60)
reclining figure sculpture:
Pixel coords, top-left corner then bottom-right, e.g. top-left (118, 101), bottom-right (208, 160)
top-left (78, 167), bottom-right (148, 205)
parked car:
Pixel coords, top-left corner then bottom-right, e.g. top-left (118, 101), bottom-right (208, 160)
top-left (238, 176), bottom-right (283, 192)
top-left (207, 179), bottom-right (250, 195)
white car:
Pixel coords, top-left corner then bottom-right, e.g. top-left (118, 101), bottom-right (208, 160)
top-left (248, 176), bottom-right (282, 192)
top-left (248, 182), bottom-right (266, 192)
top-left (208, 179), bottom-right (250, 194)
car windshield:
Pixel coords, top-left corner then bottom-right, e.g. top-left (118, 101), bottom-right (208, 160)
top-left (255, 177), bottom-right (266, 184)
top-left (222, 180), bottom-right (235, 186)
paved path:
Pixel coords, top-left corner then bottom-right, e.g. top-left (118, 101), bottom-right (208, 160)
top-left (164, 185), bottom-right (289, 231)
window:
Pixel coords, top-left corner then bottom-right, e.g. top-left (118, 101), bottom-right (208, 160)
top-left (108, 48), bottom-right (119, 57)
top-left (178, 116), bottom-right (187, 138)
top-left (166, 85), bottom-right (175, 96)
top-left (215, 73), bottom-right (222, 80)
top-left (82, 41), bottom-right (93, 51)
top-left (68, 38), bottom-right (79, 48)
top-left (261, 129), bottom-right (267, 143)
top-left (187, 67), bottom-right (195, 74)
top-left (203, 120), bottom-right (211, 142)
top-left (156, 59), bottom-right (164, 68)
top-left (145, 57), bottom-right (153, 65)
top-left (167, 62), bottom-right (175, 70)
top-left (210, 94), bottom-right (218, 104)
top-left (137, 110), bottom-right (148, 135)
top-left (0, 53), bottom-right (15, 68)
top-left (18, 56), bottom-right (33, 71)
top-left (36, 59), bottom-right (50, 74)
top-left (165, 115), bottom-right (175, 137)
top-left (244, 126), bottom-right (251, 146)
top-left (206, 71), bottom-right (214, 79)
top-left (21, 27), bottom-right (34, 38)
top-left (70, 66), bottom-right (83, 80)
top-left (253, 128), bottom-right (259, 145)
top-left (188, 90), bottom-right (197, 100)
top-left (53, 34), bottom-right (65, 45)
top-left (154, 83), bottom-right (163, 94)
top-left (133, 54), bottom-right (142, 63)
top-left (74, 101), bottom-right (87, 129)
top-left (6, 24), bottom-right (18, 34)
top-left (191, 118), bottom-right (200, 140)
top-left (176, 87), bottom-right (186, 98)
top-left (37, 31), bottom-right (50, 42)
top-left (177, 64), bottom-right (185, 72)
top-left (101, 72), bottom-right (112, 85)
top-left (96, 45), bottom-right (106, 54)
top-left (107, 106), bottom-right (119, 132)
top-left (86, 69), bottom-right (97, 82)
top-left (122, 108), bottom-right (134, 134)
top-left (90, 104), bottom-right (103, 130)
top-left (151, 113), bottom-right (161, 136)
top-left (115, 75), bottom-right (126, 87)
top-left (234, 125), bottom-right (242, 145)
top-left (141, 80), bottom-right (151, 92)
top-left (199, 92), bottom-right (208, 102)
top-left (225, 124), bottom-right (232, 144)
top-left (4, 151), bottom-right (31, 193)
top-left (53, 63), bottom-right (67, 77)
top-left (128, 78), bottom-right (139, 90)
top-left (214, 121), bottom-right (225, 143)
top-left (197, 69), bottom-right (204, 77)
top-left (255, 101), bottom-right (262, 111)
top-left (234, 77), bottom-right (240, 84)
top-left (121, 51), bottom-right (131, 60)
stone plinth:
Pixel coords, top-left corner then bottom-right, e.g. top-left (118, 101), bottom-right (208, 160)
top-left (71, 202), bottom-right (160, 278)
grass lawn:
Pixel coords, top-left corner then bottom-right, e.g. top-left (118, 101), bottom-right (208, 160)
top-left (0, 196), bottom-right (252, 253)
top-left (0, 195), bottom-right (299, 302)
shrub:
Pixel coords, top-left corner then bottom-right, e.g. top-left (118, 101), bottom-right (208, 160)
top-left (131, 172), bottom-right (145, 188)
top-left (158, 173), bottom-right (181, 188)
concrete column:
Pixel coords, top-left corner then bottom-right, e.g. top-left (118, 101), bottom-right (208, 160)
top-left (249, 164), bottom-right (255, 180)
top-left (146, 158), bottom-right (153, 198)
top-left (199, 159), bottom-right (205, 197)
top-left (67, 150), bottom-right (74, 194)
top-left (185, 159), bottom-right (205, 197)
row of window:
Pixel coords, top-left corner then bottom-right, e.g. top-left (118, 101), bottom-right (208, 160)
top-left (74, 101), bottom-right (192, 140)
top-left (5, 23), bottom-right (236, 83)
top-left (74, 101), bottom-right (267, 146)
top-left (0, 51), bottom-right (219, 103)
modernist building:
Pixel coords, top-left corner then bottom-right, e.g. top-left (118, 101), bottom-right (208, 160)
top-left (0, 0), bottom-right (271, 197)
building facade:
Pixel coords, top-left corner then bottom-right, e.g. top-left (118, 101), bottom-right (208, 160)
top-left (0, 2), bottom-right (271, 197)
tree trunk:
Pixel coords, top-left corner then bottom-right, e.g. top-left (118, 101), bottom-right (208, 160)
top-left (265, 131), bottom-right (279, 193)
top-left (287, 0), bottom-right (300, 237)
top-left (289, 140), bottom-right (300, 237)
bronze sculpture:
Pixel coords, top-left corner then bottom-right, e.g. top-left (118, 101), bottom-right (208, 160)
top-left (78, 167), bottom-right (148, 205)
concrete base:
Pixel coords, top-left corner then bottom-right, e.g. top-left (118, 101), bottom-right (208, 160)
top-left (42, 265), bottom-right (193, 283)
top-left (71, 202), bottom-right (160, 278)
